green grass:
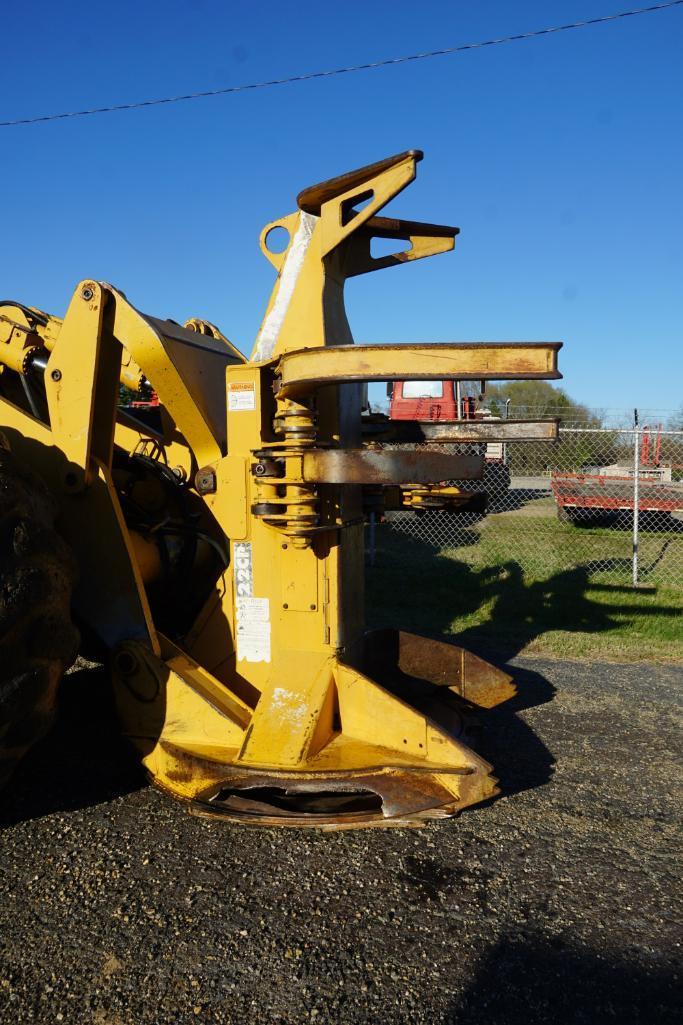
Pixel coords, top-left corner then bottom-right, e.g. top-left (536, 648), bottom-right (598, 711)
top-left (366, 518), bottom-right (683, 664)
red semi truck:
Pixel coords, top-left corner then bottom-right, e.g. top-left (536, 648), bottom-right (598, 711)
top-left (389, 379), bottom-right (459, 422)
top-left (388, 381), bottom-right (510, 496)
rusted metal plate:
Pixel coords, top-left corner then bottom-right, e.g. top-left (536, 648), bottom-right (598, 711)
top-left (302, 448), bottom-right (484, 484)
top-left (275, 343), bottom-right (562, 399)
top-left (362, 629), bottom-right (516, 711)
top-left (362, 418), bottom-right (560, 444)
top-left (189, 764), bottom-right (485, 830)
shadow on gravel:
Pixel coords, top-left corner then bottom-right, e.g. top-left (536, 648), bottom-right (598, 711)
top-left (465, 663), bottom-right (555, 801)
top-left (446, 930), bottom-right (680, 1025)
top-left (0, 663), bottom-right (146, 828)
top-left (367, 535), bottom-right (561, 801)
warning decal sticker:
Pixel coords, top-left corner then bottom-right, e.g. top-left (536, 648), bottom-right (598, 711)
top-left (227, 381), bottom-right (256, 412)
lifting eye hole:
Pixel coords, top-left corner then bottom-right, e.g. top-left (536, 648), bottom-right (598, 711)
top-left (264, 225), bottom-right (290, 254)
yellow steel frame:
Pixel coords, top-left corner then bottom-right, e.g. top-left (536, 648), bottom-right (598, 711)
top-left (0, 150), bottom-right (562, 827)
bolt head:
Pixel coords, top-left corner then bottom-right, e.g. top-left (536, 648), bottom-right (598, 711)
top-left (81, 286), bottom-right (94, 301)
top-left (194, 467), bottom-right (217, 494)
top-left (51, 369), bottom-right (62, 381)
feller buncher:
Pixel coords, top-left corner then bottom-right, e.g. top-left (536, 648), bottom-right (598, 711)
top-left (0, 150), bottom-right (561, 828)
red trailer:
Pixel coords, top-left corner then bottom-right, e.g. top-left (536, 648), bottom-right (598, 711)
top-left (551, 426), bottom-right (683, 522)
top-left (551, 472), bottom-right (683, 521)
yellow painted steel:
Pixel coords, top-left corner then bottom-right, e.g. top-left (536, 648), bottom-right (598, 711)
top-left (274, 342), bottom-right (561, 399)
top-left (0, 150), bottom-right (562, 827)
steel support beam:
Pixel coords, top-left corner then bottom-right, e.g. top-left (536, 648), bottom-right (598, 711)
top-left (301, 448), bottom-right (483, 484)
top-left (275, 343), bottom-right (562, 399)
top-left (363, 417), bottom-right (560, 444)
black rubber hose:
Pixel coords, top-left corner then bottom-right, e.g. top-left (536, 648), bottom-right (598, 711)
top-left (0, 301), bottom-right (48, 327)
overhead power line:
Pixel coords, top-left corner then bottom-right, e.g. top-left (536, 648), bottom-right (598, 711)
top-left (1, 1), bottom-right (681, 128)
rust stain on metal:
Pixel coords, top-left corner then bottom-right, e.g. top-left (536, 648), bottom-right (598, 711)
top-left (302, 448), bottom-right (484, 484)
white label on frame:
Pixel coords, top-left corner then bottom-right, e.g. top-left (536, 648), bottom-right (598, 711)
top-left (228, 382), bottom-right (256, 411)
top-left (233, 543), bottom-right (270, 662)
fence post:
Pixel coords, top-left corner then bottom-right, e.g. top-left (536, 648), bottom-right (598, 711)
top-left (632, 409), bottom-right (639, 587)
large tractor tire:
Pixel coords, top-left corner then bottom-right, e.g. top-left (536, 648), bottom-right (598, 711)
top-left (0, 439), bottom-right (79, 788)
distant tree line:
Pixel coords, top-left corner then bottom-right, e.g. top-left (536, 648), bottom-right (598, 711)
top-left (484, 381), bottom-right (598, 424)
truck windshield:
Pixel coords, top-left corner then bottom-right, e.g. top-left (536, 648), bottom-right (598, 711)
top-left (402, 381), bottom-right (443, 399)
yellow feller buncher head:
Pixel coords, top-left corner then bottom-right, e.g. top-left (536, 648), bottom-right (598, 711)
top-left (0, 150), bottom-right (561, 827)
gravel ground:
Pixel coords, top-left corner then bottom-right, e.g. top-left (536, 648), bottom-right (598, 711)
top-left (0, 656), bottom-right (681, 1024)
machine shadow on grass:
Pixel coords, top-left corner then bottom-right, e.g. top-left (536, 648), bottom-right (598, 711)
top-left (445, 929), bottom-right (680, 1025)
top-left (0, 662), bottom-right (147, 828)
top-left (367, 525), bottom-right (678, 662)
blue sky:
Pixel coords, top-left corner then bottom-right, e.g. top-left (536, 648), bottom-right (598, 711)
top-left (1, 1), bottom-right (681, 413)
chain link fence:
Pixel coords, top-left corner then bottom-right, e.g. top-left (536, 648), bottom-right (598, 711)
top-left (377, 414), bottom-right (683, 591)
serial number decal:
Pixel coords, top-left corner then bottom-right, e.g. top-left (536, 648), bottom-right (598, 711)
top-left (233, 541), bottom-right (254, 598)
top-left (233, 542), bottom-right (270, 662)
